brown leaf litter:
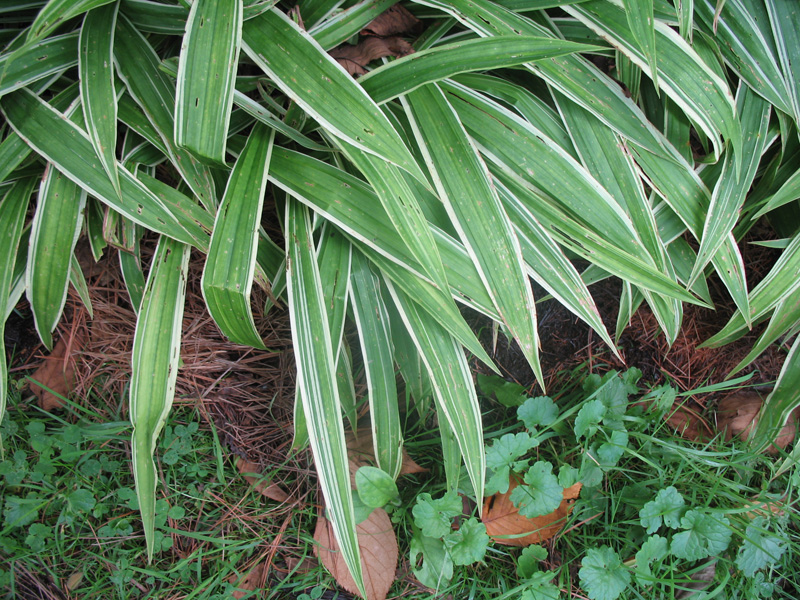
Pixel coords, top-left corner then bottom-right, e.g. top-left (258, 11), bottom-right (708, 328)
top-left (236, 457), bottom-right (294, 504)
top-left (482, 479), bottom-right (582, 547)
top-left (716, 389), bottom-right (797, 453)
top-left (29, 326), bottom-right (86, 411)
top-left (314, 509), bottom-right (398, 600)
top-left (330, 37), bottom-right (414, 77)
top-left (360, 5), bottom-right (422, 38)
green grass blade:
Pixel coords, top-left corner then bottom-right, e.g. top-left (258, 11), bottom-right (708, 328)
top-left (385, 280), bottom-right (484, 503)
top-left (175, 0), bottom-right (242, 164)
top-left (0, 177), bottom-right (36, 426)
top-left (70, 252), bottom-right (94, 319)
top-left (750, 335), bottom-right (800, 452)
top-left (622, 0), bottom-right (658, 89)
top-left (695, 0), bottom-right (790, 114)
top-left (404, 83), bottom-right (542, 385)
top-left (0, 89), bottom-right (206, 248)
top-left (317, 222), bottom-right (352, 358)
top-left (26, 167), bottom-right (87, 350)
top-left (114, 14), bottom-right (217, 210)
top-left (120, 246), bottom-right (146, 313)
top-left (566, 0), bottom-right (740, 163)
top-left (5, 227), bottom-right (31, 323)
top-left (79, 2), bottom-right (120, 196)
top-left (0, 32), bottom-right (78, 95)
top-left (691, 84), bottom-right (771, 286)
top-left (359, 36), bottom-right (599, 105)
top-left (728, 297), bottom-right (800, 377)
top-left (241, 8), bottom-right (424, 182)
top-left (285, 198), bottom-right (364, 597)
top-left (120, 0), bottom-right (188, 35)
top-left (27, 0), bottom-right (114, 41)
top-left (350, 250), bottom-right (402, 479)
top-left (201, 125), bottom-right (273, 349)
top-left (130, 235), bottom-right (190, 562)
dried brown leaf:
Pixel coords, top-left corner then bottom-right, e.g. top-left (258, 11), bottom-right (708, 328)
top-left (360, 5), bottom-right (422, 37)
top-left (717, 390), bottom-right (796, 454)
top-left (346, 428), bottom-right (426, 476)
top-left (481, 479), bottom-right (581, 547)
top-left (330, 37), bottom-right (414, 77)
top-left (314, 508), bottom-right (398, 600)
top-left (228, 560), bottom-right (266, 599)
top-left (236, 458), bottom-right (293, 503)
top-left (29, 331), bottom-right (85, 411)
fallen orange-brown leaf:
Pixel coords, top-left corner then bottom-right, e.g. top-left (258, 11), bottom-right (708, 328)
top-left (482, 479), bottom-right (582, 546)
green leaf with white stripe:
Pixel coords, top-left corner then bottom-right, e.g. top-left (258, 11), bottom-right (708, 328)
top-left (241, 8), bottom-right (424, 182)
top-left (350, 250), bottom-right (402, 479)
top-left (0, 178), bottom-right (36, 426)
top-left (70, 252), bottom-right (94, 319)
top-left (359, 36), bottom-right (600, 105)
top-left (621, 0), bottom-right (658, 89)
top-left (404, 83), bottom-right (542, 385)
top-left (26, 167), bottom-right (87, 350)
top-left (27, 0), bottom-right (115, 42)
top-left (175, 0), bottom-right (242, 164)
top-left (750, 335), bottom-right (800, 452)
top-left (565, 0), bottom-right (740, 163)
top-left (765, 0), bottom-right (800, 127)
top-left (676, 0), bottom-right (694, 41)
top-left (728, 296), bottom-right (800, 377)
top-left (130, 236), bottom-right (190, 562)
top-left (0, 89), bottom-right (206, 249)
top-left (0, 33), bottom-right (78, 96)
top-left (114, 14), bottom-right (218, 210)
top-left (690, 84), bottom-right (771, 288)
top-left (80, 2), bottom-right (120, 196)
top-left (286, 198), bottom-right (364, 597)
top-left (202, 124), bottom-right (273, 349)
top-left (385, 280), bottom-right (484, 503)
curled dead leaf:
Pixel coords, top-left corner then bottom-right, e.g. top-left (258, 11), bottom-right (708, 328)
top-left (228, 560), bottom-right (266, 599)
top-left (743, 495), bottom-right (787, 520)
top-left (330, 37), bottom-right (414, 77)
top-left (29, 332), bottom-right (85, 411)
top-left (717, 390), bottom-right (796, 454)
top-left (360, 5), bottom-right (422, 37)
top-left (481, 479), bottom-right (582, 547)
top-left (314, 508), bottom-right (398, 600)
top-left (236, 458), bottom-right (294, 503)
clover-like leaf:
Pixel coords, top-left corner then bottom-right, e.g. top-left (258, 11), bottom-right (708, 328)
top-left (67, 488), bottom-right (96, 513)
top-left (671, 510), bottom-right (732, 561)
top-left (634, 534), bottom-right (668, 585)
top-left (597, 430), bottom-right (628, 469)
top-left (639, 486), bottom-right (685, 533)
top-left (445, 517), bottom-right (489, 565)
top-left (486, 432), bottom-right (536, 495)
top-left (518, 396), bottom-right (558, 430)
top-left (412, 492), bottom-right (462, 539)
top-left (521, 571), bottom-right (561, 600)
top-left (575, 399), bottom-right (606, 439)
top-left (736, 517), bottom-right (787, 577)
top-left (510, 461), bottom-right (563, 518)
top-left (518, 544), bottom-right (548, 578)
top-left (579, 546), bottom-right (630, 600)
top-left (410, 529), bottom-right (454, 589)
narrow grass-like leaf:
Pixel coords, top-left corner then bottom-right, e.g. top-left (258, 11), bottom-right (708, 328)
top-left (26, 167), bottom-right (87, 350)
top-left (308, 0), bottom-right (395, 50)
top-left (404, 83), bottom-right (542, 385)
top-left (751, 335), bottom-right (800, 452)
top-left (360, 36), bottom-right (599, 105)
top-left (695, 0), bottom-right (790, 114)
top-left (5, 227), bottom-right (30, 323)
top-left (676, 0), bottom-right (694, 40)
top-left (202, 124), bottom-right (273, 349)
top-left (175, 0), bottom-right (242, 164)
top-left (70, 252), bottom-right (93, 318)
top-left (27, 0), bottom-right (114, 41)
top-left (691, 84), bottom-right (770, 287)
top-left (566, 0), bottom-right (740, 162)
top-left (114, 14), bottom-right (217, 210)
top-left (130, 235), bottom-right (189, 562)
top-left (0, 32), bottom-right (78, 96)
top-left (79, 2), bottom-right (120, 196)
top-left (765, 0), bottom-right (800, 127)
top-left (0, 177), bottom-right (36, 425)
top-left (752, 169), bottom-right (800, 221)
top-left (317, 223), bottom-right (351, 356)
top-left (0, 90), bottom-right (206, 248)
top-left (241, 8), bottom-right (424, 182)
top-left (622, 0), bottom-right (658, 89)
top-left (350, 250), bottom-right (402, 479)
top-left (385, 280), bottom-right (484, 504)
top-left (286, 198), bottom-right (364, 596)
top-left (728, 296), bottom-right (800, 377)
top-left (120, 246), bottom-right (146, 313)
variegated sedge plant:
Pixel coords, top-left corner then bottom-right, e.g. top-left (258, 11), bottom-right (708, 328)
top-left (2, 0), bottom-right (800, 592)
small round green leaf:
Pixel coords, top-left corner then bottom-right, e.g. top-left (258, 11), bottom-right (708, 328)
top-left (355, 466), bottom-right (399, 508)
